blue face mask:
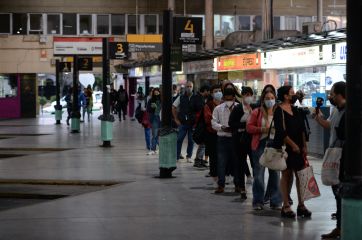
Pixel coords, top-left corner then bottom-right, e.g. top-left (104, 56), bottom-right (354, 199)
top-left (213, 92), bottom-right (223, 101)
top-left (264, 99), bottom-right (276, 108)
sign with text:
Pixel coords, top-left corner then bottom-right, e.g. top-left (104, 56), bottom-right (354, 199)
top-left (173, 17), bottom-right (202, 44)
top-left (54, 37), bottom-right (102, 55)
top-left (77, 57), bottom-right (93, 71)
top-left (109, 42), bottom-right (128, 59)
top-left (216, 53), bottom-right (261, 72)
top-left (59, 62), bottom-right (71, 72)
top-left (128, 43), bottom-right (162, 52)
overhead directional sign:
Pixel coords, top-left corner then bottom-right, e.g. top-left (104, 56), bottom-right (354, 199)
top-left (173, 17), bottom-right (202, 44)
top-left (59, 62), bottom-right (71, 72)
top-left (78, 57), bottom-right (93, 71)
top-left (109, 42), bottom-right (128, 59)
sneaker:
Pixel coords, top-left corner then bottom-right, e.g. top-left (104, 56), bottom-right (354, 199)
top-left (253, 204), bottom-right (264, 211)
top-left (246, 176), bottom-right (253, 184)
top-left (154, 149), bottom-right (159, 154)
top-left (240, 190), bottom-right (247, 200)
top-left (179, 155), bottom-right (185, 159)
top-left (178, 158), bottom-right (187, 163)
top-left (147, 151), bottom-right (155, 155)
top-left (321, 228), bottom-right (340, 239)
top-left (270, 205), bottom-right (282, 211)
top-left (186, 157), bottom-right (193, 163)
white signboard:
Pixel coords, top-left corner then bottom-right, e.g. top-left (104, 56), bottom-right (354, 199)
top-left (262, 42), bottom-right (347, 69)
top-left (183, 59), bottom-right (214, 74)
top-left (54, 37), bottom-right (102, 55)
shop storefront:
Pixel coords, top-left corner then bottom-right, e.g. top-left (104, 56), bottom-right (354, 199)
top-left (214, 53), bottom-right (262, 93)
top-left (183, 59), bottom-right (217, 89)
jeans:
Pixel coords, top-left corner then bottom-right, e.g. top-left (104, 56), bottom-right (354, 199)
top-left (144, 128), bottom-right (151, 151)
top-left (252, 138), bottom-right (282, 207)
top-left (196, 144), bottom-right (205, 160)
top-left (151, 115), bottom-right (160, 151)
top-left (217, 136), bottom-right (236, 188)
top-left (205, 132), bottom-right (217, 177)
top-left (177, 124), bottom-right (194, 159)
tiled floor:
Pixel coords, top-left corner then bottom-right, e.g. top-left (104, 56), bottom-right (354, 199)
top-left (0, 113), bottom-right (336, 240)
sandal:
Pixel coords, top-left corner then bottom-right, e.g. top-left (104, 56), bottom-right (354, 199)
top-left (281, 205), bottom-right (296, 218)
top-left (297, 205), bottom-right (312, 218)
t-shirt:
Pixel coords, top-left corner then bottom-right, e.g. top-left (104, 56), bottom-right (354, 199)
top-left (328, 107), bottom-right (345, 147)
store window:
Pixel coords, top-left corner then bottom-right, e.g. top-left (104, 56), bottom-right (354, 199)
top-left (63, 13), bottom-right (77, 35)
top-left (221, 16), bottom-right (234, 35)
top-left (97, 15), bottom-right (110, 34)
top-left (13, 13), bottom-right (27, 35)
top-left (79, 14), bottom-right (93, 34)
top-left (214, 14), bottom-right (221, 36)
top-left (111, 14), bottom-right (125, 35)
top-left (298, 16), bottom-right (313, 32)
top-left (145, 15), bottom-right (157, 34)
top-left (253, 16), bottom-right (262, 30)
top-left (273, 16), bottom-right (281, 31)
top-left (127, 15), bottom-right (139, 34)
top-left (47, 14), bottom-right (60, 34)
top-left (0, 74), bottom-right (17, 98)
top-left (284, 16), bottom-right (297, 30)
top-left (29, 13), bottom-right (43, 34)
top-left (238, 16), bottom-right (251, 31)
top-left (0, 14), bottom-right (11, 34)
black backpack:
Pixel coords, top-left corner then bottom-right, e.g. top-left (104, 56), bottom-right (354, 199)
top-left (192, 108), bottom-right (206, 144)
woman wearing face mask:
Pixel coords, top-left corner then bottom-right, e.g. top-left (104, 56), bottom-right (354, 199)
top-left (228, 86), bottom-right (254, 199)
top-left (274, 86), bottom-right (310, 218)
top-left (204, 84), bottom-right (222, 182)
top-left (247, 89), bottom-right (282, 210)
top-left (147, 88), bottom-right (162, 155)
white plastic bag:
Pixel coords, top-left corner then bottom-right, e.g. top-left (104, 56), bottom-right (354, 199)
top-left (321, 147), bottom-right (342, 186)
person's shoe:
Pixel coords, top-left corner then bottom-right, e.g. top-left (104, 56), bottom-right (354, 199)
top-left (321, 228), bottom-right (340, 239)
top-left (201, 160), bottom-right (209, 167)
top-left (263, 197), bottom-right (270, 205)
top-left (214, 186), bottom-right (224, 194)
top-left (179, 155), bottom-right (185, 159)
top-left (331, 212), bottom-right (337, 220)
top-left (154, 149), bottom-right (159, 154)
top-left (297, 205), bottom-right (312, 218)
top-left (186, 157), bottom-right (193, 163)
top-left (147, 151), bottom-right (155, 155)
top-left (288, 195), bottom-right (293, 205)
top-left (253, 204), bottom-right (264, 211)
top-left (240, 190), bottom-right (247, 200)
top-left (246, 176), bottom-right (253, 184)
top-left (281, 205), bottom-right (296, 218)
top-left (270, 205), bottom-right (282, 211)
top-left (178, 158), bottom-right (187, 163)
top-left (66, 121), bottom-right (69, 126)
top-left (80, 120), bottom-right (84, 123)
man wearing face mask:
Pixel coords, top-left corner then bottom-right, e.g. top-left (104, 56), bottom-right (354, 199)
top-left (228, 86), bottom-right (255, 199)
top-left (212, 87), bottom-right (239, 194)
top-left (172, 81), bottom-right (203, 163)
top-left (314, 82), bottom-right (346, 239)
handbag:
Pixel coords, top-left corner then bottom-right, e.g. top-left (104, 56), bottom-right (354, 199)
top-left (141, 111), bottom-right (151, 128)
top-left (321, 147), bottom-right (342, 186)
top-left (297, 155), bottom-right (321, 201)
top-left (259, 109), bottom-right (288, 171)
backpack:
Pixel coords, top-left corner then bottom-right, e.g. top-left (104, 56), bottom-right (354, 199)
top-left (192, 108), bottom-right (206, 144)
top-left (119, 91), bottom-right (126, 102)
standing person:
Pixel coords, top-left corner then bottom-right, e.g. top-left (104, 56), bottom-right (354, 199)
top-left (172, 81), bottom-right (203, 163)
top-left (171, 84), bottom-right (180, 129)
top-left (65, 87), bottom-right (73, 126)
top-left (212, 87), bottom-right (239, 194)
top-left (204, 84), bottom-right (222, 183)
top-left (194, 85), bottom-right (210, 168)
top-left (247, 89), bottom-right (282, 210)
top-left (228, 86), bottom-right (255, 199)
top-left (117, 85), bottom-right (129, 121)
top-left (110, 86), bottom-right (118, 115)
top-left (142, 87), bottom-right (154, 153)
top-left (274, 86), bottom-right (310, 218)
top-left (147, 88), bottom-right (162, 155)
top-left (84, 85), bottom-right (93, 122)
top-left (314, 82), bottom-right (346, 239)
top-left (79, 87), bottom-right (87, 122)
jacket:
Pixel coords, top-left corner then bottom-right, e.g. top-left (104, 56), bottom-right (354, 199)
top-left (246, 108), bottom-right (264, 151)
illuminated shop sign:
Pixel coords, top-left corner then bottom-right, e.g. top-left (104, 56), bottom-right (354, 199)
top-left (262, 42), bottom-right (346, 69)
top-left (215, 53), bottom-right (261, 72)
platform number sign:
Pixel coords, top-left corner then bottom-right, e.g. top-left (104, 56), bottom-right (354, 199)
top-left (109, 42), bottom-right (129, 59)
top-left (173, 17), bottom-right (202, 44)
top-left (78, 57), bottom-right (93, 71)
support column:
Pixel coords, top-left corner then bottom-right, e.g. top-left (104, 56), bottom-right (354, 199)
top-left (262, 0), bottom-right (273, 40)
top-left (159, 10), bottom-right (177, 178)
top-left (71, 55), bottom-right (80, 133)
top-left (317, 0), bottom-right (323, 23)
top-left (99, 38), bottom-right (114, 147)
top-left (205, 0), bottom-right (214, 49)
top-left (54, 60), bottom-right (62, 124)
top-left (342, 1), bottom-right (362, 239)
top-left (168, 0), bottom-right (175, 11)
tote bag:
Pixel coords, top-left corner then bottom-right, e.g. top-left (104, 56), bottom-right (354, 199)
top-left (321, 147), bottom-right (342, 186)
top-left (297, 156), bottom-right (321, 201)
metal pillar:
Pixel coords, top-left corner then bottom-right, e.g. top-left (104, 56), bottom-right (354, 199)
top-left (158, 10), bottom-right (177, 178)
top-left (168, 0), bottom-right (175, 11)
top-left (205, 0), bottom-right (214, 49)
top-left (145, 76), bottom-right (150, 96)
top-left (262, 0), bottom-right (274, 40)
top-left (342, 0), bottom-right (362, 239)
top-left (99, 38), bottom-right (114, 147)
top-left (54, 60), bottom-right (62, 124)
top-left (317, 0), bottom-right (323, 23)
top-left (71, 55), bottom-right (80, 133)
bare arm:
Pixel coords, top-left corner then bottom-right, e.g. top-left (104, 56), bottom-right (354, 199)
top-left (314, 115), bottom-right (331, 129)
top-left (172, 106), bottom-right (181, 126)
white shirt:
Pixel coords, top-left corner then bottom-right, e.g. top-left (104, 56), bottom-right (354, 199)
top-left (212, 101), bottom-right (239, 137)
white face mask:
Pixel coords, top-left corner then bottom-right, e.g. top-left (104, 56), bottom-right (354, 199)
top-left (264, 99), bottom-right (276, 109)
top-left (244, 96), bottom-right (253, 105)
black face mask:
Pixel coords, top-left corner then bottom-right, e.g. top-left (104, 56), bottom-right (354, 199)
top-left (290, 95), bottom-right (298, 104)
top-left (329, 96), bottom-right (336, 106)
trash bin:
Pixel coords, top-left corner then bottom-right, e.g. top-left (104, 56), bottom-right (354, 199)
top-left (158, 127), bottom-right (177, 178)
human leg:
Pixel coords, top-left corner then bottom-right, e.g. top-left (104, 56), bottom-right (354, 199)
top-left (280, 169), bottom-right (296, 218)
top-left (251, 141), bottom-right (266, 207)
top-left (144, 128), bottom-right (151, 151)
top-left (186, 125), bottom-right (194, 159)
top-left (177, 125), bottom-right (187, 160)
